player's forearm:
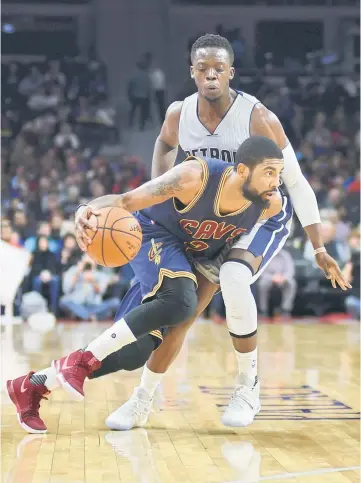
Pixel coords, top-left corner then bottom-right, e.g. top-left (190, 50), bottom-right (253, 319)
top-left (151, 137), bottom-right (178, 178)
top-left (303, 223), bottom-right (324, 250)
top-left (281, 143), bottom-right (322, 235)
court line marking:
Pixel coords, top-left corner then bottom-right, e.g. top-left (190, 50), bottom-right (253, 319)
top-left (226, 465), bottom-right (361, 482)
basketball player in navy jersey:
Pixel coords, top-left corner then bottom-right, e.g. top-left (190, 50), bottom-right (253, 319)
top-left (8, 137), bottom-right (291, 434)
top-left (73, 34), bottom-right (350, 430)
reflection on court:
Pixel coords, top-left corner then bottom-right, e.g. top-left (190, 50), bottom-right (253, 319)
top-left (1, 320), bottom-right (360, 483)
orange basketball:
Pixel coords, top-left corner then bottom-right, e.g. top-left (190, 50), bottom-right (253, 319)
top-left (86, 207), bottom-right (142, 267)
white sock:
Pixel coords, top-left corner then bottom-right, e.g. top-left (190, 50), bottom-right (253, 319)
top-left (30, 366), bottom-right (59, 391)
top-left (86, 318), bottom-right (136, 361)
top-left (139, 364), bottom-right (164, 398)
top-left (234, 348), bottom-right (258, 388)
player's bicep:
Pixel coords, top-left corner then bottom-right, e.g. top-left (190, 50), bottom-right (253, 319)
top-left (121, 162), bottom-right (201, 212)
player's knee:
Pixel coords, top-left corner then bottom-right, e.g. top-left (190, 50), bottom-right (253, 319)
top-left (90, 337), bottom-right (156, 378)
top-left (227, 248), bottom-right (262, 275)
top-left (160, 276), bottom-right (198, 327)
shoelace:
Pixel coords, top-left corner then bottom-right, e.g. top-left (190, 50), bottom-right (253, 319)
top-left (23, 392), bottom-right (48, 419)
top-left (68, 354), bottom-right (94, 378)
top-left (129, 397), bottom-right (146, 415)
top-left (229, 385), bottom-right (255, 410)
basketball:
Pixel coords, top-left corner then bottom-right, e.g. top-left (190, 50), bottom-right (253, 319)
top-left (86, 207), bottom-right (142, 267)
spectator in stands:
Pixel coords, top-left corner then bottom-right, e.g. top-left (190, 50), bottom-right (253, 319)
top-left (63, 185), bottom-right (81, 217)
top-left (343, 229), bottom-right (360, 319)
top-left (24, 221), bottom-right (60, 255)
top-left (44, 60), bottom-right (66, 87)
top-left (29, 235), bottom-right (60, 314)
top-left (50, 212), bottom-right (65, 242)
top-left (305, 112), bottom-right (332, 153)
top-left (273, 86), bottom-right (296, 144)
top-left (127, 58), bottom-right (151, 130)
top-left (54, 123), bottom-right (80, 151)
top-left (59, 255), bottom-right (120, 321)
top-left (73, 96), bottom-right (94, 122)
top-left (145, 53), bottom-right (167, 123)
top-left (28, 86), bottom-right (60, 112)
top-left (12, 209), bottom-right (34, 242)
top-left (18, 66), bottom-right (44, 98)
top-left (230, 28), bottom-right (245, 69)
top-left (3, 62), bottom-right (21, 100)
top-left (60, 233), bottom-right (81, 273)
top-left (257, 249), bottom-right (297, 317)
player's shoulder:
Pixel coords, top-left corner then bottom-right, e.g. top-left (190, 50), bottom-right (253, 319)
top-left (166, 100), bottom-right (183, 117)
top-left (235, 90), bottom-right (260, 106)
top-left (250, 103), bottom-right (288, 149)
top-left (162, 101), bottom-right (183, 132)
top-left (251, 102), bottom-right (278, 125)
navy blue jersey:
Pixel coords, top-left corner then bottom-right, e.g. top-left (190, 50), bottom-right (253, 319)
top-left (141, 157), bottom-right (266, 261)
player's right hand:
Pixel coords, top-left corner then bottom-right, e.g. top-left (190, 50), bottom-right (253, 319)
top-left (75, 205), bottom-right (101, 252)
top-left (315, 251), bottom-right (352, 291)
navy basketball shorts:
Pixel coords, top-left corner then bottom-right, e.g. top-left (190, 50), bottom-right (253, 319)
top-left (194, 194), bottom-right (293, 285)
top-left (129, 212), bottom-right (197, 301)
top-left (112, 212), bottom-right (196, 346)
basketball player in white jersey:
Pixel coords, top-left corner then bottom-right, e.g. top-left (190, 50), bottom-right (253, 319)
top-left (76, 34), bottom-right (349, 429)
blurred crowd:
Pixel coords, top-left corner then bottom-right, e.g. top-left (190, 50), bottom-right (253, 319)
top-left (127, 52), bottom-right (167, 130)
top-left (209, 70), bottom-right (360, 320)
top-left (1, 57), bottom-right (148, 319)
top-left (1, 50), bottom-right (360, 321)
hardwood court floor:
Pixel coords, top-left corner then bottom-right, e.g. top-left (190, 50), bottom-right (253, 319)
top-left (1, 320), bottom-right (360, 483)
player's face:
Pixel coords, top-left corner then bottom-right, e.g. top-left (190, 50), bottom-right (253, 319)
top-left (191, 48), bottom-right (234, 102)
top-left (241, 159), bottom-right (284, 207)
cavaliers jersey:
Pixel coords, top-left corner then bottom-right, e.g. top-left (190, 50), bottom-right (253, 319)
top-left (141, 157), bottom-right (265, 261)
top-left (179, 91), bottom-right (260, 164)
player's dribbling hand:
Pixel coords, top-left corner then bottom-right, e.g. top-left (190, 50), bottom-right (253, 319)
top-left (315, 252), bottom-right (352, 291)
top-left (75, 205), bottom-right (101, 252)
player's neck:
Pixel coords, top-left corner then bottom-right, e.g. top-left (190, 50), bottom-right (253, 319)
top-left (219, 171), bottom-right (250, 214)
top-left (198, 90), bottom-right (235, 119)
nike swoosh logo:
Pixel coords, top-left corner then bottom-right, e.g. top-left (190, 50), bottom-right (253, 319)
top-left (20, 375), bottom-right (29, 393)
top-left (60, 355), bottom-right (72, 371)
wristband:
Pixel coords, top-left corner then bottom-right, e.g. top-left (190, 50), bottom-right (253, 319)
top-left (75, 203), bottom-right (88, 213)
top-left (313, 247), bottom-right (326, 256)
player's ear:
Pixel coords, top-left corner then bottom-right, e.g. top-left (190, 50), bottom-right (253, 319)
top-left (236, 163), bottom-right (249, 178)
top-left (190, 66), bottom-right (195, 79)
top-left (229, 67), bottom-right (235, 80)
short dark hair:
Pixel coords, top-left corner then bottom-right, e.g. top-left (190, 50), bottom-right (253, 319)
top-left (234, 136), bottom-right (283, 170)
top-left (191, 34), bottom-right (234, 65)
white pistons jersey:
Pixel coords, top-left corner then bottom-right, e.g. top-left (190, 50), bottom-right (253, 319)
top-left (179, 91), bottom-right (260, 163)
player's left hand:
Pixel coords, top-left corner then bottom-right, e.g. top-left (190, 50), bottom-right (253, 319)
top-left (315, 252), bottom-right (352, 290)
top-left (75, 205), bottom-right (101, 252)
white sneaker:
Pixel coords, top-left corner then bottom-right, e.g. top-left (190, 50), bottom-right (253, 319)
top-left (105, 387), bottom-right (153, 430)
top-left (221, 383), bottom-right (261, 427)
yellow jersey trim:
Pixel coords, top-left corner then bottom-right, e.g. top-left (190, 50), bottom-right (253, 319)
top-left (257, 208), bottom-right (268, 222)
top-left (214, 167), bottom-right (252, 217)
top-left (142, 268), bottom-right (198, 303)
top-left (173, 156), bottom-right (209, 214)
top-left (150, 330), bottom-right (163, 341)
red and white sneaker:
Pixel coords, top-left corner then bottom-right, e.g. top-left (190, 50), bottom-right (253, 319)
top-left (7, 372), bottom-right (49, 434)
top-left (52, 349), bottom-right (101, 401)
